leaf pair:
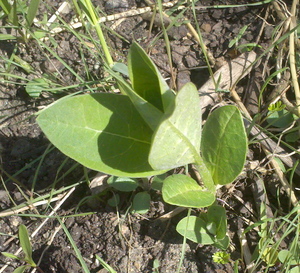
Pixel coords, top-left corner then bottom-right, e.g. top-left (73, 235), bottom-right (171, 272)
top-left (37, 43), bottom-right (200, 177)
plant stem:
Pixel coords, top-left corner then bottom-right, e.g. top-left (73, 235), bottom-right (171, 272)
top-left (289, 0), bottom-right (300, 117)
top-left (84, 0), bottom-right (113, 66)
top-left (176, 208), bottom-right (191, 273)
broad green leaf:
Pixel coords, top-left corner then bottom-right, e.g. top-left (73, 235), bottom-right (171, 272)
top-left (201, 106), bottom-right (247, 185)
top-left (18, 225), bottom-right (35, 266)
top-left (176, 216), bottom-right (214, 244)
top-left (37, 93), bottom-right (166, 177)
top-left (162, 174), bottom-right (215, 208)
top-left (207, 205), bottom-right (227, 240)
top-left (149, 82), bottom-right (201, 170)
top-left (107, 177), bottom-right (138, 192)
top-left (132, 192), bottom-right (150, 214)
top-left (128, 42), bottom-right (174, 112)
top-left (13, 265), bottom-right (28, 273)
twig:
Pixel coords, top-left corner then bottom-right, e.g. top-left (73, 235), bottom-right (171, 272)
top-left (0, 194), bottom-right (64, 217)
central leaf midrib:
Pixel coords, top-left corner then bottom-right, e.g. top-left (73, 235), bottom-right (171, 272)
top-left (165, 119), bottom-right (200, 163)
top-left (85, 126), bottom-right (151, 145)
top-left (52, 119), bottom-right (151, 145)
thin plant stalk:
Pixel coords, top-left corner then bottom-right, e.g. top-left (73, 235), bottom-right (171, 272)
top-left (288, 0), bottom-right (300, 117)
top-left (176, 208), bottom-right (192, 273)
top-left (83, 0), bottom-right (113, 66)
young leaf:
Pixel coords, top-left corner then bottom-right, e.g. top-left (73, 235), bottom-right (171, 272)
top-left (176, 216), bottom-right (214, 244)
top-left (18, 225), bottom-right (35, 266)
top-left (132, 192), bottom-right (151, 214)
top-left (207, 205), bottom-right (227, 240)
top-left (13, 265), bottom-right (28, 273)
top-left (1, 252), bottom-right (20, 260)
top-left (212, 251), bottom-right (231, 264)
top-left (162, 174), bottom-right (215, 208)
top-left (149, 82), bottom-right (202, 170)
top-left (128, 42), bottom-right (174, 112)
top-left (37, 93), bottom-right (166, 177)
top-left (107, 177), bottom-right (138, 192)
top-left (201, 106), bottom-right (247, 185)
top-left (116, 79), bottom-right (164, 131)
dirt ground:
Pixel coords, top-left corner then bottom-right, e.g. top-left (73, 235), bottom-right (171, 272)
top-left (0, 0), bottom-right (294, 272)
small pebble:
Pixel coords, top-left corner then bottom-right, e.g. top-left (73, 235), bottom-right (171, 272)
top-left (105, 0), bottom-right (129, 11)
top-left (201, 23), bottom-right (212, 33)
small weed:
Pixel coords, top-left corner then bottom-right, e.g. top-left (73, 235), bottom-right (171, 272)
top-left (1, 225), bottom-right (44, 273)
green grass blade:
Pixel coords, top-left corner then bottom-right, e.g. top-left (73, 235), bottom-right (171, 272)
top-left (95, 255), bottom-right (117, 273)
top-left (56, 217), bottom-right (90, 273)
top-left (0, 0), bottom-right (11, 15)
top-left (1, 252), bottom-right (20, 260)
top-left (26, 0), bottom-right (40, 26)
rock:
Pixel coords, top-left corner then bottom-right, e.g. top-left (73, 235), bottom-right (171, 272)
top-left (0, 190), bottom-right (10, 208)
top-left (201, 23), bottom-right (212, 33)
top-left (105, 0), bottom-right (129, 12)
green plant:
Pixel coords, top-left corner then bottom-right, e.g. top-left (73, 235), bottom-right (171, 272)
top-left (95, 255), bottom-right (117, 273)
top-left (244, 203), bottom-right (300, 273)
top-left (36, 42), bottom-right (247, 249)
top-left (105, 176), bottom-right (152, 214)
top-left (1, 224), bottom-right (43, 273)
top-left (0, 0), bottom-right (41, 41)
